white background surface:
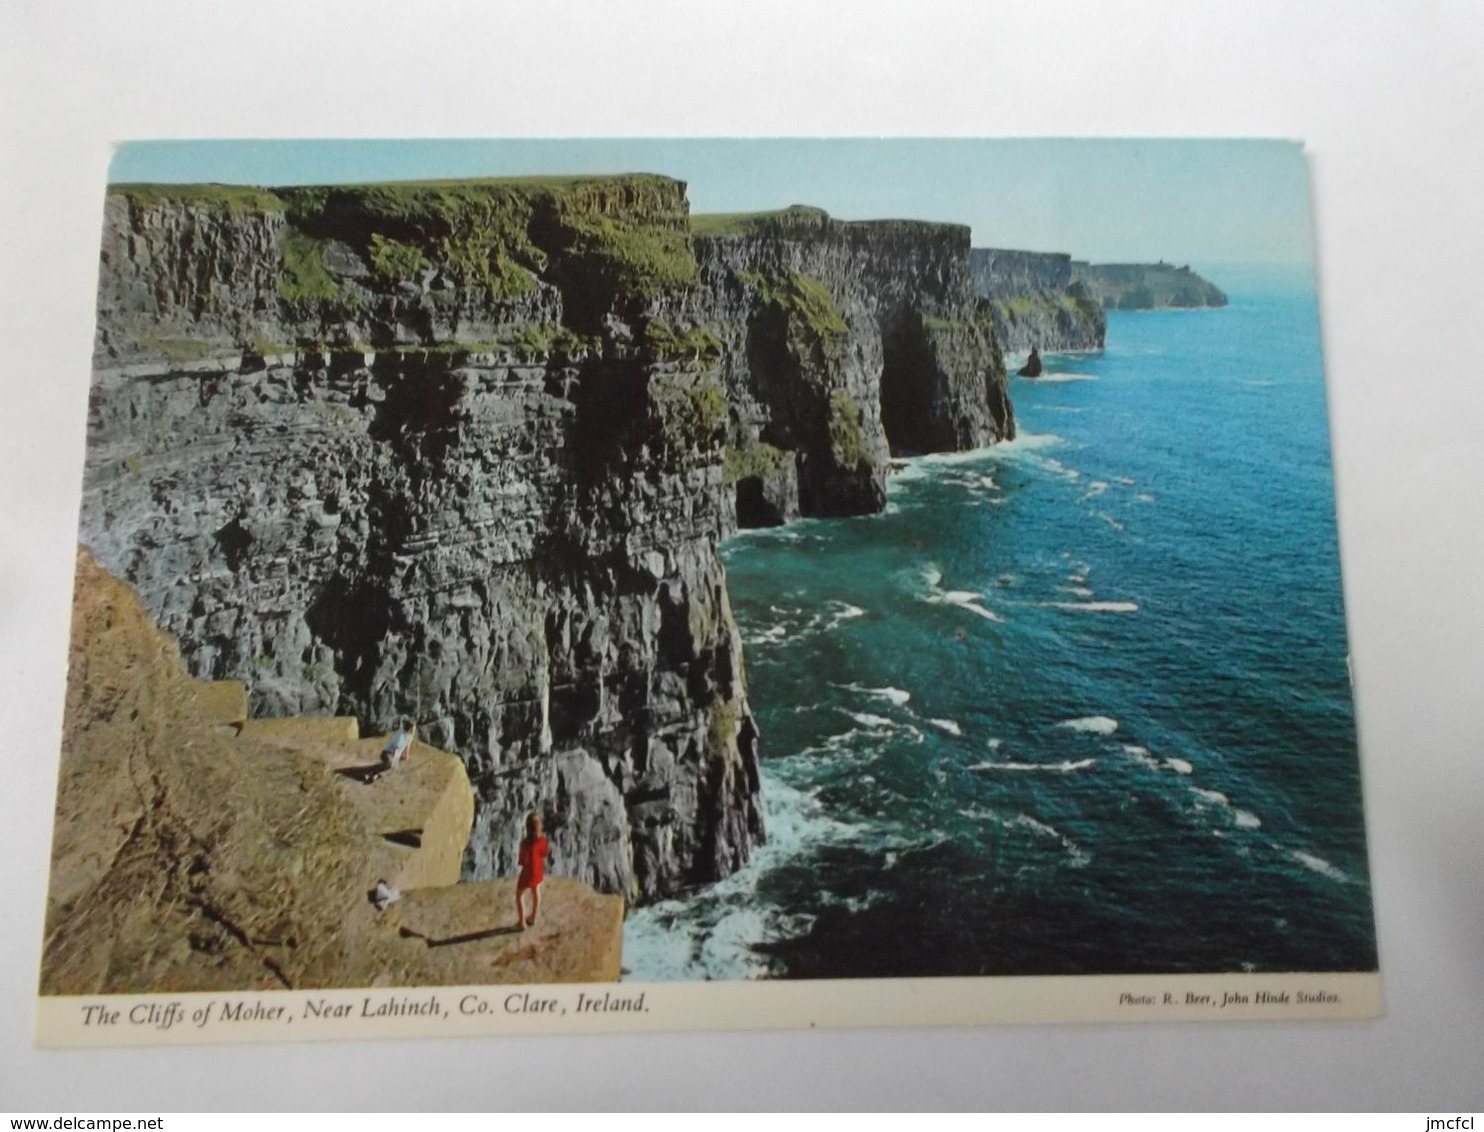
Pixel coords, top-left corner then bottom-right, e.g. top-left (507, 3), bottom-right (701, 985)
top-left (2, 0), bottom-right (1481, 1112)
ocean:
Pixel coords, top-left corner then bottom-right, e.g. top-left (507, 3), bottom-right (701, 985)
top-left (625, 265), bottom-right (1377, 980)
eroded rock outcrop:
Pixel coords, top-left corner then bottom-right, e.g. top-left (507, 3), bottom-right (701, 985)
top-left (1070, 261), bottom-right (1228, 309)
top-left (969, 248), bottom-right (1106, 356)
top-left (43, 549), bottom-right (622, 994)
top-left (675, 206), bottom-right (1015, 529)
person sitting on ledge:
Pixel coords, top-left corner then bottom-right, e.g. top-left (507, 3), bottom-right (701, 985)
top-left (369, 716), bottom-right (416, 782)
top-left (515, 811), bottom-right (550, 931)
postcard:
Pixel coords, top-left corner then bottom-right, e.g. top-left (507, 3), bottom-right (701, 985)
top-left (37, 139), bottom-right (1379, 1047)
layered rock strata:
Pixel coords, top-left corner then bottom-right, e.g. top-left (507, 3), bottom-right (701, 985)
top-left (85, 177), bottom-right (762, 904)
top-left (969, 248), bottom-right (1106, 355)
top-left (1070, 261), bottom-right (1228, 309)
top-left (43, 549), bottom-right (622, 994)
top-left (680, 206), bottom-right (1015, 530)
top-left (81, 181), bottom-right (1017, 905)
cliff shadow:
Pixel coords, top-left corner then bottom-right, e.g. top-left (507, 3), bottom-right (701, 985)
top-left (399, 924), bottom-right (523, 948)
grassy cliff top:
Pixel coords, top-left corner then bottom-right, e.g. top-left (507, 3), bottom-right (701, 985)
top-left (690, 204), bottom-right (832, 236)
top-left (111, 174), bottom-right (697, 304)
top-left (110, 173), bottom-right (684, 211)
top-left (692, 203), bottom-right (969, 241)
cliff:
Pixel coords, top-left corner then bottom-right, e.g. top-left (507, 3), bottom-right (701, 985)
top-left (681, 206), bottom-right (1014, 529)
top-left (1070, 261), bottom-right (1228, 309)
top-left (85, 176), bottom-right (762, 906)
top-left (969, 248), bottom-right (1106, 355)
top-left (80, 180), bottom-right (1014, 906)
top-left (42, 549), bottom-right (622, 994)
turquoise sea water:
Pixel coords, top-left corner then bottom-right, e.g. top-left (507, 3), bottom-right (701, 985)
top-left (626, 267), bottom-right (1376, 980)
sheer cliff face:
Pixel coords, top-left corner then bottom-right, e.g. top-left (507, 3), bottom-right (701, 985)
top-left (83, 184), bottom-right (1016, 904)
top-left (671, 208), bottom-right (1014, 528)
top-left (85, 178), bottom-right (762, 904)
top-left (969, 248), bottom-right (1106, 355)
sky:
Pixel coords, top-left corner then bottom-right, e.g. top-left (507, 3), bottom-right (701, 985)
top-left (108, 138), bottom-right (1316, 266)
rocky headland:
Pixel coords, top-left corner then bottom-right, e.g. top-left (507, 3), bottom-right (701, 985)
top-left (1070, 261), bottom-right (1228, 309)
top-left (77, 177), bottom-right (1016, 919)
top-left (969, 248), bottom-right (1106, 356)
top-left (44, 549), bottom-right (622, 994)
top-left (681, 206), bottom-right (1015, 529)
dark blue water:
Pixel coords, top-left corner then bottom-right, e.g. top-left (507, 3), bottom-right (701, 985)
top-left (627, 267), bottom-right (1377, 979)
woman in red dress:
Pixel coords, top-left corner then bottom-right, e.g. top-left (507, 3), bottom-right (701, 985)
top-left (515, 811), bottom-right (549, 930)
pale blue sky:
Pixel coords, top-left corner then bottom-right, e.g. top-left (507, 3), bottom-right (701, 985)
top-left (109, 138), bottom-right (1314, 266)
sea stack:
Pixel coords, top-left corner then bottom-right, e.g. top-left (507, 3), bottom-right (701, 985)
top-left (1018, 347), bottom-right (1043, 377)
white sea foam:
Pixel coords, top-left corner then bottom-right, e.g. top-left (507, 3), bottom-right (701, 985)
top-left (1165, 757), bottom-right (1194, 775)
top-left (744, 599), bottom-right (863, 647)
top-left (941, 590), bottom-right (1003, 622)
top-left (1082, 481), bottom-right (1110, 501)
top-left (622, 772), bottom-right (864, 981)
top-left (917, 564), bottom-right (1003, 622)
top-left (1112, 476), bottom-right (1136, 486)
top-left (1234, 810), bottom-right (1263, 830)
top-left (1121, 744), bottom-right (1162, 770)
top-left (1192, 787), bottom-right (1231, 807)
top-left (831, 711), bottom-right (924, 746)
top-left (1043, 457), bottom-right (1081, 481)
top-left (835, 683), bottom-right (911, 707)
top-left (1041, 601), bottom-right (1139, 613)
top-left (1292, 850), bottom-right (1349, 883)
top-left (927, 718), bottom-right (962, 736)
top-left (1099, 513), bottom-right (1126, 531)
top-left (886, 460), bottom-right (931, 486)
top-left (1057, 586), bottom-right (1096, 598)
top-left (826, 602), bottom-right (866, 628)
top-left (841, 710), bottom-right (896, 730)
top-left (1026, 371), bottom-right (1097, 384)
top-left (897, 430), bottom-right (1060, 475)
top-left (986, 737), bottom-right (1003, 750)
top-left (969, 757), bottom-right (1096, 773)
top-left (1003, 813), bottom-right (1091, 867)
top-left (743, 624), bottom-right (790, 646)
top-left (1008, 813), bottom-right (1062, 838)
top-left (1056, 716), bottom-right (1119, 735)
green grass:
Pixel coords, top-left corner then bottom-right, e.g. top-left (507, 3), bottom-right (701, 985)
top-left (109, 183), bottom-right (287, 214)
top-left (281, 175), bottom-right (693, 302)
top-left (113, 175), bottom-right (695, 304)
top-left (722, 442), bottom-right (790, 485)
top-left (134, 333), bottom-right (214, 363)
top-left (828, 391), bottom-right (868, 470)
top-left (655, 374), bottom-right (729, 455)
top-left (368, 234), bottom-right (430, 283)
top-left (642, 318), bottom-right (724, 361)
top-left (690, 204), bottom-right (830, 236)
top-left (278, 229), bottom-right (339, 305)
top-left (745, 270), bottom-right (847, 354)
